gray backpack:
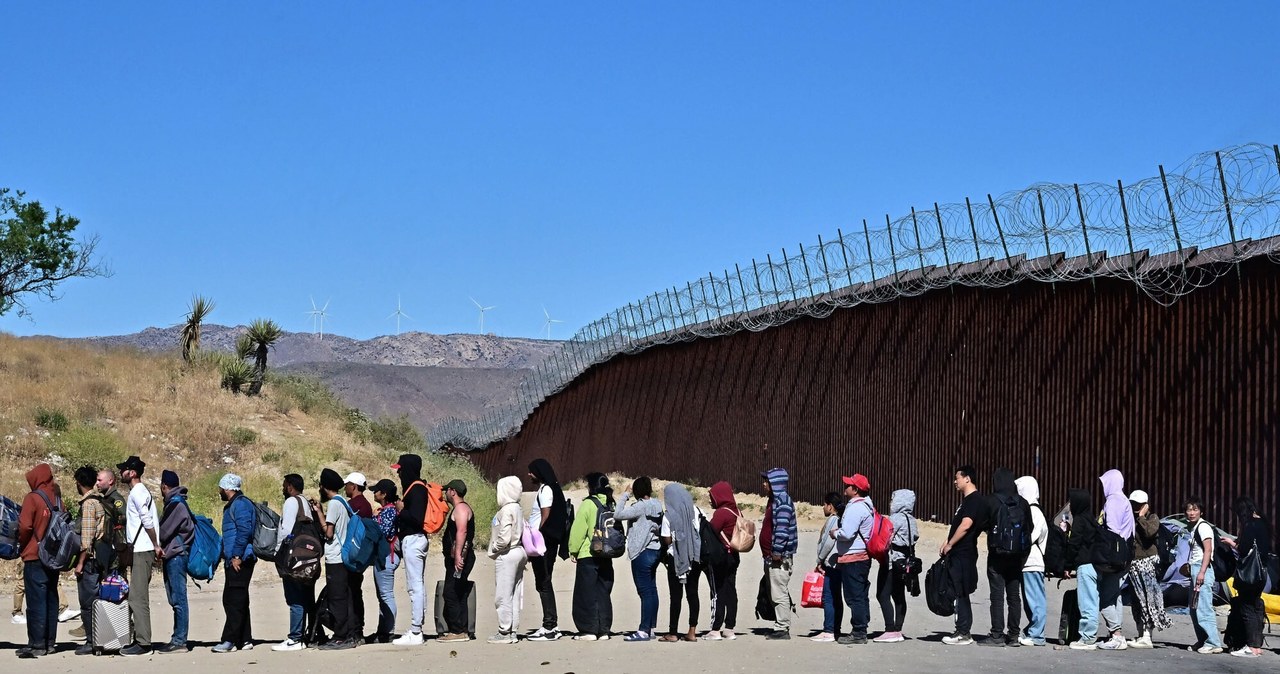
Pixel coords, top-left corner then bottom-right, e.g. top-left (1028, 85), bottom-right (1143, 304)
top-left (251, 500), bottom-right (280, 561)
top-left (34, 491), bottom-right (81, 572)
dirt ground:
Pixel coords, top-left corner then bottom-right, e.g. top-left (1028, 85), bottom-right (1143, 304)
top-left (2, 487), bottom-right (1274, 673)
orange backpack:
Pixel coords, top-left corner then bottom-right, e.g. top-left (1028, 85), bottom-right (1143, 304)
top-left (408, 481), bottom-right (448, 535)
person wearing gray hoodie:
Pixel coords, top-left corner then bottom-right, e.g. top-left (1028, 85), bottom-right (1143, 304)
top-left (487, 476), bottom-right (527, 644)
top-left (615, 477), bottom-right (664, 641)
top-left (157, 470), bottom-right (195, 653)
top-left (1014, 476), bottom-right (1048, 647)
top-left (874, 489), bottom-right (917, 643)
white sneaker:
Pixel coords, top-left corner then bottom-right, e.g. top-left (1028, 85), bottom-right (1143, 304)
top-left (1230, 648), bottom-right (1260, 658)
top-left (272, 639), bottom-right (304, 652)
top-left (701, 631), bottom-right (723, 641)
top-left (1129, 635), bottom-right (1153, 649)
top-left (809, 632), bottom-right (835, 642)
top-left (240, 642), bottom-right (254, 651)
top-left (1196, 644), bottom-right (1223, 654)
top-left (721, 628), bottom-right (736, 640)
top-left (57, 608), bottom-right (81, 623)
top-left (487, 632), bottom-right (517, 644)
top-left (573, 634), bottom-right (598, 641)
top-left (1069, 640), bottom-right (1097, 651)
top-left (1017, 637), bottom-right (1036, 647)
top-left (10, 614), bottom-right (26, 625)
top-left (527, 628), bottom-right (562, 642)
top-left (1098, 637), bottom-right (1127, 650)
top-left (942, 633), bottom-right (974, 646)
top-left (597, 634), bottom-right (611, 641)
top-left (392, 631), bottom-right (424, 646)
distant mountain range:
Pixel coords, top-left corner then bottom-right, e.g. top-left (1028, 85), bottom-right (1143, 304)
top-left (57, 324), bottom-right (560, 432)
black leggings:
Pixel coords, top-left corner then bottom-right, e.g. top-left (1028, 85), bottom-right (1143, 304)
top-left (532, 552), bottom-right (558, 630)
top-left (876, 563), bottom-right (907, 632)
top-left (666, 560), bottom-right (707, 632)
top-left (711, 553), bottom-right (739, 630)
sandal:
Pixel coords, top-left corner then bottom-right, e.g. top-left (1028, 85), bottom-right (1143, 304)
top-left (659, 634), bottom-right (680, 642)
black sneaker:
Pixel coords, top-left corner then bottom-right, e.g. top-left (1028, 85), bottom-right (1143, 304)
top-left (120, 644), bottom-right (151, 657)
top-left (1005, 634), bottom-right (1021, 647)
top-left (844, 634), bottom-right (868, 645)
top-left (977, 635), bottom-right (1006, 647)
top-left (318, 639), bottom-right (355, 651)
top-left (154, 642), bottom-right (187, 654)
top-left (16, 647), bottom-right (38, 659)
top-left (75, 644), bottom-right (95, 656)
top-left (766, 630), bottom-right (791, 641)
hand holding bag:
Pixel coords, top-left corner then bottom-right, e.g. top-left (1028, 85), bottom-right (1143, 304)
top-left (800, 571), bottom-right (825, 608)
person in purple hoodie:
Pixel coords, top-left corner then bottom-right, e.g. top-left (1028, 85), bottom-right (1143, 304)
top-left (1093, 469), bottom-right (1134, 651)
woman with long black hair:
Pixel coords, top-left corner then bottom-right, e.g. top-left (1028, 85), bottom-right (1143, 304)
top-left (526, 459), bottom-right (568, 641)
top-left (1222, 496), bottom-right (1271, 658)
top-left (569, 473), bottom-right (616, 640)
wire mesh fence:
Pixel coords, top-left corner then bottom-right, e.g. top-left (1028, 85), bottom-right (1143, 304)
top-left (429, 143), bottom-right (1280, 451)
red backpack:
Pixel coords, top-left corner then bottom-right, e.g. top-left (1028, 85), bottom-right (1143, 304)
top-left (850, 498), bottom-right (894, 561)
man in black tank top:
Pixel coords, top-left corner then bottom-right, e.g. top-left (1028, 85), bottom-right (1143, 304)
top-left (439, 480), bottom-right (475, 642)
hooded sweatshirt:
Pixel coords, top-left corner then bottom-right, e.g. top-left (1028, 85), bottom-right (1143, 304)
top-left (1066, 488), bottom-right (1096, 570)
top-left (1098, 469), bottom-right (1134, 539)
top-left (18, 464), bottom-right (58, 562)
top-left (707, 481), bottom-right (739, 553)
top-left (159, 486), bottom-right (196, 558)
top-left (888, 489), bottom-right (919, 564)
top-left (1015, 476), bottom-right (1049, 573)
top-left (613, 489), bottom-right (664, 561)
top-left (761, 468), bottom-right (797, 559)
top-left (663, 483), bottom-right (701, 576)
top-left (488, 476), bottom-right (524, 558)
top-left (395, 455), bottom-right (427, 538)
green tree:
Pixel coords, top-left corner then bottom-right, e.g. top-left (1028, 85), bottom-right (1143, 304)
top-left (180, 294), bottom-right (215, 363)
top-left (0, 188), bottom-right (107, 316)
top-left (245, 318), bottom-right (283, 396)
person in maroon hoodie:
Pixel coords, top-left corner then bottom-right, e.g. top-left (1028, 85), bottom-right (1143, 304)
top-left (17, 463), bottom-right (61, 659)
top-left (705, 481), bottom-right (740, 640)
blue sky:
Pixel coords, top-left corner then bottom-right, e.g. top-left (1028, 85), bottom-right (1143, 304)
top-left (2, 3), bottom-right (1277, 340)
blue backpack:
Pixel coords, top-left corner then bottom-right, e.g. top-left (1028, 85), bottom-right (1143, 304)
top-left (186, 513), bottom-right (222, 581)
top-left (0, 495), bottom-right (21, 560)
top-left (335, 496), bottom-right (382, 573)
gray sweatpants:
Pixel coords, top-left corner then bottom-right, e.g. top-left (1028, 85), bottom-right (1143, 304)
top-left (493, 547), bottom-right (528, 634)
top-left (768, 557), bottom-right (794, 631)
top-left (129, 552), bottom-right (155, 646)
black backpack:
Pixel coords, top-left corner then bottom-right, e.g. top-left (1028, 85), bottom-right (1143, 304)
top-left (698, 513), bottom-right (727, 567)
top-left (990, 493), bottom-right (1031, 556)
top-left (1043, 525), bottom-right (1070, 577)
top-left (1191, 520), bottom-right (1235, 580)
top-left (1091, 513), bottom-right (1134, 573)
top-left (1155, 521), bottom-right (1179, 576)
top-left (925, 557), bottom-right (957, 617)
top-left (587, 497), bottom-right (625, 558)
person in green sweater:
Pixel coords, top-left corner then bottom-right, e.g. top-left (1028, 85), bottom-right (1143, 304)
top-left (569, 473), bottom-right (615, 641)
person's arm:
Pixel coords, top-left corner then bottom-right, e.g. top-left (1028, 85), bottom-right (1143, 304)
top-left (1194, 525), bottom-right (1214, 588)
top-left (941, 517), bottom-right (974, 556)
top-left (279, 497), bottom-right (299, 538)
top-left (537, 487), bottom-right (553, 532)
top-left (611, 493), bottom-right (642, 520)
top-left (834, 504), bottom-right (860, 542)
top-left (816, 516), bottom-right (838, 569)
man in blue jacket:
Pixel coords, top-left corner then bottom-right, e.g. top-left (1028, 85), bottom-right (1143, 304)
top-left (213, 473), bottom-right (257, 653)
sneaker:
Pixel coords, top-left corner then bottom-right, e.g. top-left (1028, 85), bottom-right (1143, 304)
top-left (240, 642), bottom-right (254, 651)
top-left (1017, 636), bottom-right (1045, 647)
top-left (1129, 635), bottom-right (1153, 649)
top-left (318, 639), bottom-right (355, 651)
top-left (75, 644), bottom-right (95, 656)
top-left (942, 632), bottom-right (973, 646)
top-left (57, 608), bottom-right (81, 622)
top-left (392, 631), bottom-right (424, 646)
top-left (1230, 648), bottom-right (1260, 658)
top-left (573, 634), bottom-right (598, 641)
top-left (721, 628), bottom-right (737, 640)
top-left (15, 647), bottom-right (37, 659)
top-left (211, 641), bottom-right (236, 653)
top-left (69, 625), bottom-right (86, 638)
top-left (873, 631), bottom-right (904, 643)
top-left (766, 630), bottom-right (791, 640)
top-left (1196, 645), bottom-right (1223, 654)
top-left (978, 635), bottom-right (1006, 647)
top-left (1098, 637), bottom-right (1127, 651)
top-left (844, 634), bottom-right (868, 645)
top-left (121, 644), bottom-right (151, 657)
top-left (810, 632), bottom-right (835, 642)
top-left (155, 642), bottom-right (188, 654)
top-left (624, 631), bottom-right (652, 642)
top-left (439, 633), bottom-right (470, 643)
top-left (528, 628), bottom-right (561, 642)
top-left (10, 614), bottom-right (26, 625)
top-left (1068, 640), bottom-right (1097, 651)
top-left (597, 634), bottom-right (611, 641)
top-left (487, 632), bottom-right (517, 644)
top-left (271, 639), bottom-right (304, 652)
top-left (701, 631), bottom-right (724, 641)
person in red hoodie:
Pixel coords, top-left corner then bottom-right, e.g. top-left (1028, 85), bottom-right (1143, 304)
top-left (705, 481), bottom-right (741, 641)
top-left (17, 463), bottom-right (61, 659)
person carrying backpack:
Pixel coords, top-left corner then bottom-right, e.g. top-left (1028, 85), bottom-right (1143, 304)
top-left (981, 468), bottom-right (1031, 647)
top-left (761, 468), bottom-right (798, 640)
top-left (876, 488), bottom-right (918, 644)
top-left (1221, 495), bottom-right (1271, 658)
top-left (318, 468), bottom-right (357, 651)
top-left (210, 474), bottom-right (256, 652)
top-left (1125, 489), bottom-right (1172, 649)
top-left (1182, 496), bottom-right (1225, 654)
top-left (941, 465), bottom-right (988, 646)
top-left (614, 476), bottom-right (664, 641)
top-left (831, 473), bottom-right (875, 645)
top-left (659, 482), bottom-right (704, 643)
top-left (16, 463), bottom-right (62, 659)
top-left (274, 474), bottom-right (320, 651)
top-left (342, 473), bottom-right (371, 639)
top-left (1014, 476), bottom-right (1049, 647)
top-left (569, 473), bottom-right (616, 641)
top-left (705, 481), bottom-right (742, 641)
top-left (71, 466), bottom-right (107, 656)
top-left (526, 458), bottom-right (569, 642)
top-left (1088, 469), bottom-right (1134, 651)
top-left (157, 470), bottom-right (195, 654)
top-left (370, 479), bottom-right (401, 644)
top-left (391, 454), bottom-right (429, 646)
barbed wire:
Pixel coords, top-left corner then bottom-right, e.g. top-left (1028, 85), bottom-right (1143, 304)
top-left (429, 143), bottom-right (1280, 451)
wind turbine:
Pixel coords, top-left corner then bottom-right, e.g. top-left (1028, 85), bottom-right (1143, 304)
top-left (388, 295), bottom-right (412, 336)
top-left (542, 305), bottom-right (564, 340)
top-left (306, 297), bottom-right (321, 336)
top-left (306, 297), bottom-right (331, 340)
top-left (469, 296), bottom-right (495, 334)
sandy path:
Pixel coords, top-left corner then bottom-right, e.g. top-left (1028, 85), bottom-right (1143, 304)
top-left (1, 489), bottom-right (1270, 673)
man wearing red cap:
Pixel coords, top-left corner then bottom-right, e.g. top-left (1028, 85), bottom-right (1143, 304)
top-left (830, 473), bottom-right (874, 645)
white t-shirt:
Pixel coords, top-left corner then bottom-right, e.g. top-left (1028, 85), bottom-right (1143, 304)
top-left (527, 485), bottom-right (553, 529)
top-left (325, 498), bottom-right (351, 564)
top-left (280, 495), bottom-right (306, 538)
top-left (1188, 520), bottom-right (1214, 566)
top-left (126, 483), bottom-right (159, 553)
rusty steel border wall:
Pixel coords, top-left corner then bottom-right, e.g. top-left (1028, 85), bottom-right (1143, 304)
top-left (469, 255), bottom-right (1280, 523)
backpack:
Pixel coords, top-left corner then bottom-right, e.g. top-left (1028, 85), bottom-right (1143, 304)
top-left (251, 500), bottom-right (280, 561)
top-left (1043, 525), bottom-right (1069, 578)
top-left (186, 513), bottom-right (222, 581)
top-left (1091, 512), bottom-right (1134, 573)
top-left (722, 508), bottom-right (756, 553)
top-left (0, 495), bottom-right (20, 560)
top-left (1190, 520), bottom-right (1235, 580)
top-left (99, 489), bottom-right (128, 568)
top-left (925, 557), bottom-right (957, 617)
top-left (587, 496), bottom-right (626, 558)
top-left (1155, 520), bottom-right (1180, 576)
top-left (34, 491), bottom-right (81, 572)
top-left (848, 499), bottom-right (894, 562)
top-left (698, 512), bottom-right (727, 567)
top-left (990, 493), bottom-right (1031, 556)
top-left (277, 496), bottom-right (325, 581)
top-left (336, 496), bottom-right (382, 573)
top-left (407, 481), bottom-right (449, 535)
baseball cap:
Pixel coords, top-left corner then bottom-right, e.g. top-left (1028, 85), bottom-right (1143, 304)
top-left (370, 478), bottom-right (398, 498)
top-left (1129, 490), bottom-right (1149, 505)
top-left (842, 474), bottom-right (871, 492)
top-left (444, 479), bottom-right (467, 498)
top-left (344, 472), bottom-right (367, 488)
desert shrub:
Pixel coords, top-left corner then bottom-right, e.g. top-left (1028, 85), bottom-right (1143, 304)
top-left (270, 374), bottom-right (346, 418)
top-left (35, 408), bottom-right (70, 431)
top-left (50, 426), bottom-right (129, 472)
top-left (343, 409), bottom-right (373, 443)
top-left (229, 426), bottom-right (258, 445)
top-left (369, 415), bottom-right (425, 456)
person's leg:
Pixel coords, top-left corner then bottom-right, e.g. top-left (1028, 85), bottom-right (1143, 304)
top-left (891, 569), bottom-right (907, 632)
top-left (848, 560), bottom-right (871, 638)
top-left (164, 554), bottom-right (189, 646)
top-left (1097, 571), bottom-right (1123, 638)
top-left (349, 570), bottom-right (365, 639)
top-left (442, 565), bottom-right (463, 634)
top-left (687, 562), bottom-right (702, 630)
top-left (42, 569), bottom-right (59, 650)
top-left (987, 563), bottom-right (1007, 637)
top-left (512, 550), bottom-right (526, 633)
top-left (632, 550), bottom-right (657, 633)
top-left (664, 560), bottom-right (682, 634)
top-left (1022, 571), bottom-right (1046, 643)
top-left (822, 566), bottom-right (839, 634)
top-left (375, 557), bottom-right (397, 638)
top-left (77, 566), bottom-right (98, 647)
top-left (724, 553), bottom-right (739, 630)
top-left (13, 566), bottom-right (23, 618)
top-left (283, 579), bottom-right (304, 642)
top-left (401, 534), bottom-right (428, 635)
top-left (598, 558), bottom-right (614, 635)
top-left (1005, 568), bottom-right (1022, 638)
top-left (875, 563), bottom-right (893, 632)
top-left (1238, 589), bottom-right (1263, 650)
top-left (572, 560), bottom-right (593, 635)
top-left (326, 564), bottom-right (353, 642)
top-left (533, 552), bottom-right (559, 630)
top-left (771, 557), bottom-right (794, 632)
top-left (1076, 564), bottom-right (1100, 643)
top-left (1192, 564), bottom-right (1222, 648)
top-left (220, 584), bottom-right (239, 644)
top-left (301, 581), bottom-right (317, 641)
top-left (23, 563), bottom-right (45, 650)
top-left (131, 552), bottom-right (154, 647)
top-left (948, 556), bottom-right (973, 636)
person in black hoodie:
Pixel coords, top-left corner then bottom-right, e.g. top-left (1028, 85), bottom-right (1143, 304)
top-left (1064, 488), bottom-right (1103, 650)
top-left (980, 468), bottom-right (1032, 647)
top-left (526, 459), bottom-right (568, 641)
top-left (392, 454), bottom-right (430, 645)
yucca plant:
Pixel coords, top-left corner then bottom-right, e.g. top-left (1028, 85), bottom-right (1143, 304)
top-left (219, 358), bottom-right (253, 394)
top-left (234, 333), bottom-right (255, 362)
top-left (245, 318), bottom-right (283, 396)
top-left (179, 295), bottom-right (215, 363)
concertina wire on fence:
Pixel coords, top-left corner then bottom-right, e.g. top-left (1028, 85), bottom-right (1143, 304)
top-left (428, 143), bottom-right (1280, 452)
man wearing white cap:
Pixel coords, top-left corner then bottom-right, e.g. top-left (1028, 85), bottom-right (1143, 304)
top-left (344, 472), bottom-right (372, 641)
top-left (1125, 490), bottom-right (1172, 648)
top-left (213, 473), bottom-right (258, 653)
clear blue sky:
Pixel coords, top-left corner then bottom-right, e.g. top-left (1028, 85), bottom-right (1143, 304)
top-left (2, 3), bottom-right (1277, 340)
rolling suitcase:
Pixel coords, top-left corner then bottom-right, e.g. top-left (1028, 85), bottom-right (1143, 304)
top-left (93, 599), bottom-right (131, 654)
top-left (434, 579), bottom-right (476, 637)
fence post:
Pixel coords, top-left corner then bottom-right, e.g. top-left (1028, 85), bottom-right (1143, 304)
top-left (1117, 180), bottom-right (1140, 282)
top-left (965, 197), bottom-right (982, 261)
top-left (685, 281), bottom-right (698, 325)
top-left (933, 202), bottom-right (952, 274)
top-left (884, 214), bottom-right (901, 287)
top-left (986, 194), bottom-right (1013, 269)
top-left (750, 259), bottom-right (763, 310)
top-left (667, 287), bottom-right (684, 329)
top-left (1214, 152), bottom-right (1240, 256)
top-left (765, 254), bottom-right (782, 306)
top-left (816, 235), bottom-right (833, 293)
top-left (860, 220), bottom-right (876, 284)
top-left (1158, 165), bottom-right (1186, 258)
top-left (1036, 189), bottom-right (1057, 292)
top-left (780, 248), bottom-right (799, 303)
top-left (726, 269), bottom-right (738, 315)
top-left (909, 207), bottom-right (927, 274)
top-left (707, 273), bottom-right (721, 317)
top-left (1073, 183), bottom-right (1097, 292)
top-left (838, 228), bottom-right (856, 288)
top-left (797, 243), bottom-right (815, 298)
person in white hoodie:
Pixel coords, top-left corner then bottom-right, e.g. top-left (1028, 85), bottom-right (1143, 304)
top-left (488, 476), bottom-right (527, 644)
top-left (1015, 476), bottom-right (1049, 647)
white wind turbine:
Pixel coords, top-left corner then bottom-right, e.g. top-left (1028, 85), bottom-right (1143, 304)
top-left (469, 296), bottom-right (495, 334)
top-left (305, 297), bottom-right (331, 340)
top-left (542, 305), bottom-right (564, 340)
top-left (388, 295), bottom-right (412, 336)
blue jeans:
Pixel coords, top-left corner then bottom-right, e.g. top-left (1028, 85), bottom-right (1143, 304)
top-left (1076, 564), bottom-right (1100, 642)
top-left (1190, 563), bottom-right (1222, 647)
top-left (631, 549), bottom-right (661, 633)
top-left (23, 561), bottom-right (58, 651)
top-left (839, 559), bottom-right (872, 637)
top-left (162, 553), bottom-right (189, 646)
top-left (821, 565), bottom-right (844, 635)
top-left (1021, 571), bottom-right (1046, 643)
top-left (282, 578), bottom-right (315, 642)
top-left (375, 553), bottom-right (401, 637)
